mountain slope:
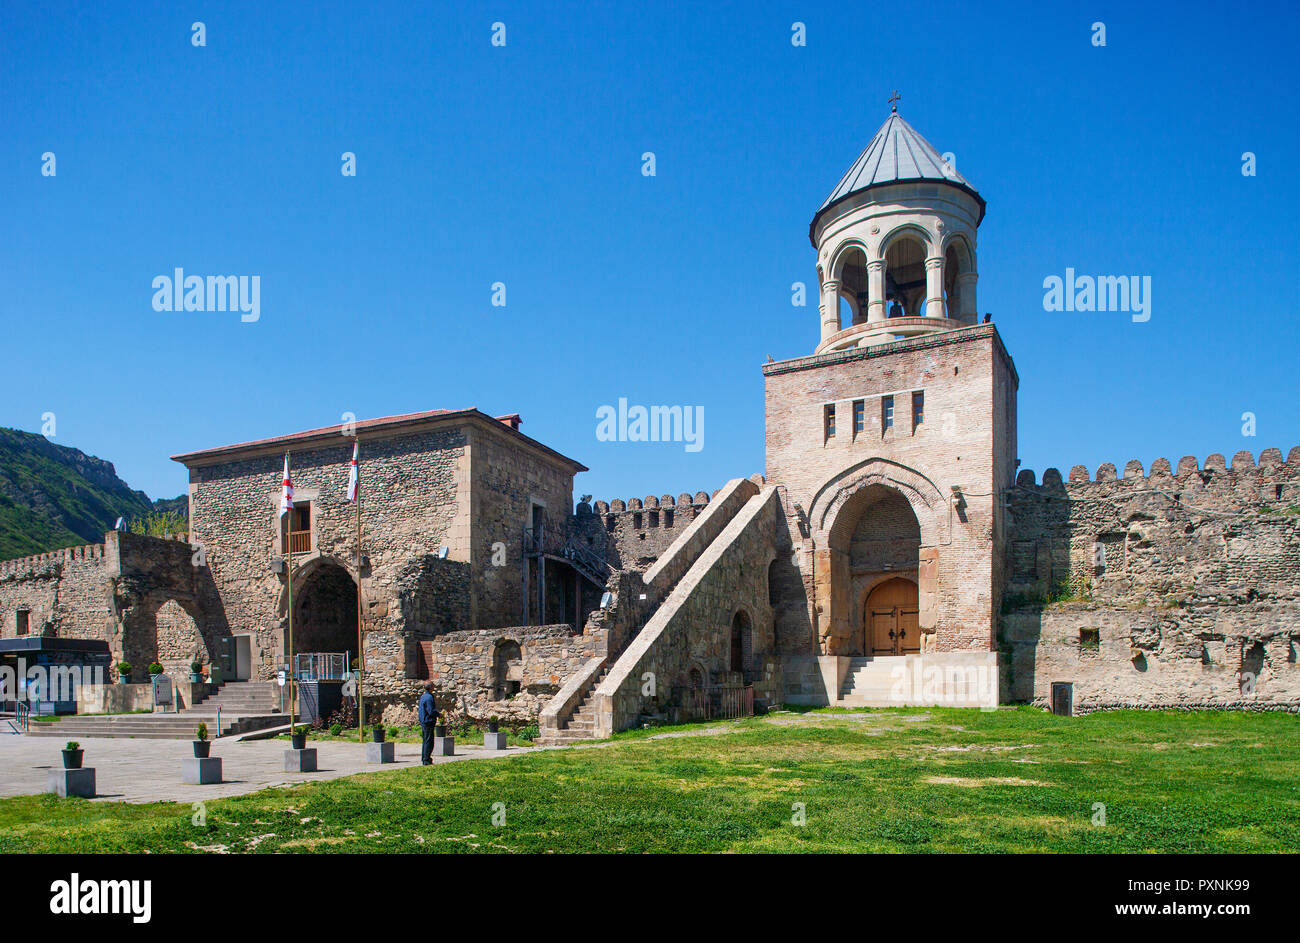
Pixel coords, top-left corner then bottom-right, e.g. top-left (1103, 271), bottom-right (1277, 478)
top-left (0, 428), bottom-right (181, 560)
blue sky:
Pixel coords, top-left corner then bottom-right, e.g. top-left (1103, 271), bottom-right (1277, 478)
top-left (2, 0), bottom-right (1298, 503)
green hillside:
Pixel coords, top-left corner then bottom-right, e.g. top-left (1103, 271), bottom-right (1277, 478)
top-left (0, 428), bottom-right (183, 560)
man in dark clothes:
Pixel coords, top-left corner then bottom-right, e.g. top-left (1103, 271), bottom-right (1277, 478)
top-left (418, 683), bottom-right (439, 765)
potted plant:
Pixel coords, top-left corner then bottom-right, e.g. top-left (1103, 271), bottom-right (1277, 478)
top-left (488, 717), bottom-right (500, 733)
top-left (371, 724), bottom-right (385, 743)
top-left (189, 660), bottom-right (204, 684)
top-left (62, 741), bottom-right (83, 770)
top-left (434, 721), bottom-right (447, 738)
top-left (116, 662), bottom-right (132, 685)
top-left (193, 722), bottom-right (210, 758)
top-left (290, 725), bottom-right (308, 750)
top-left (147, 662), bottom-right (164, 677)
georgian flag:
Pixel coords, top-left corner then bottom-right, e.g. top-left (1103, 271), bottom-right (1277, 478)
top-left (347, 441), bottom-right (359, 502)
top-left (279, 455), bottom-right (294, 516)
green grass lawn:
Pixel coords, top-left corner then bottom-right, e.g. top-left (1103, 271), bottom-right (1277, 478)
top-left (2, 707), bottom-right (1296, 853)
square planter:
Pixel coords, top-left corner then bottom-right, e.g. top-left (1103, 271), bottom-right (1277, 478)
top-left (365, 741), bottom-right (395, 764)
top-left (182, 756), bottom-right (222, 785)
top-left (283, 748), bottom-right (318, 772)
top-left (433, 736), bottom-right (454, 757)
top-left (483, 731), bottom-right (508, 750)
top-left (48, 768), bottom-right (95, 798)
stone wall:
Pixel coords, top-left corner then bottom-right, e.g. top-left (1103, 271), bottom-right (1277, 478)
top-left (573, 491), bottom-right (715, 572)
top-left (470, 423), bottom-right (579, 627)
top-left (370, 623), bottom-right (605, 727)
top-left (0, 531), bottom-right (210, 687)
top-left (1003, 447), bottom-right (1300, 709)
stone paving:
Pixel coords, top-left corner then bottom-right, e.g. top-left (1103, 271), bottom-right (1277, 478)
top-left (0, 735), bottom-right (543, 804)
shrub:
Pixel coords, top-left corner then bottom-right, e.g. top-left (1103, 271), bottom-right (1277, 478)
top-left (387, 726), bottom-right (399, 740)
top-left (293, 725), bottom-right (309, 738)
top-left (195, 722), bottom-right (208, 741)
top-left (116, 662), bottom-right (132, 675)
top-left (517, 724), bottom-right (539, 742)
top-left (65, 741), bottom-right (79, 751)
top-left (147, 662), bottom-right (164, 675)
top-left (330, 722), bottom-right (343, 736)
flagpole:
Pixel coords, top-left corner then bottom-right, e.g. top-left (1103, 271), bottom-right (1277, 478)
top-left (355, 441), bottom-right (365, 743)
top-left (286, 451), bottom-right (296, 736)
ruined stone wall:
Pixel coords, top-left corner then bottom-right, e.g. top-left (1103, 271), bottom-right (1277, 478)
top-left (371, 623), bottom-right (605, 727)
top-left (1003, 447), bottom-right (1300, 709)
top-left (188, 428), bottom-right (467, 681)
top-left (0, 531), bottom-right (214, 686)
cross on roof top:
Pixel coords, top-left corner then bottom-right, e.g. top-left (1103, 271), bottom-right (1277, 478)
top-left (889, 90), bottom-right (901, 113)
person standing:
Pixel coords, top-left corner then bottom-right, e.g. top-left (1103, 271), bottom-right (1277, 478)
top-left (418, 683), bottom-right (439, 765)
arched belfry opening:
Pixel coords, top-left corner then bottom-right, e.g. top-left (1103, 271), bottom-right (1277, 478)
top-left (883, 233), bottom-right (929, 320)
top-left (834, 245), bottom-right (870, 326)
top-left (825, 483), bottom-right (923, 656)
top-left (292, 561), bottom-right (359, 662)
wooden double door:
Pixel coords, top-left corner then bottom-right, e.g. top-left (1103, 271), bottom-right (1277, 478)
top-left (866, 578), bottom-right (920, 655)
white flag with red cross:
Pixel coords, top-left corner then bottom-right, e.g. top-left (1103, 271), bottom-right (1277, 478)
top-left (279, 454), bottom-right (294, 516)
top-left (347, 441), bottom-right (359, 502)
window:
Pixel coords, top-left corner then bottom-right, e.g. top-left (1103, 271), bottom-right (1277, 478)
top-left (912, 391), bottom-right (924, 429)
top-left (287, 502), bottom-right (312, 554)
top-left (824, 404), bottom-right (836, 439)
top-left (853, 399), bottom-right (865, 436)
top-left (16, 608), bottom-right (30, 636)
top-left (1080, 628), bottom-right (1100, 653)
top-left (648, 510), bottom-right (659, 528)
top-left (664, 509), bottom-right (674, 527)
top-left (881, 396), bottom-right (894, 432)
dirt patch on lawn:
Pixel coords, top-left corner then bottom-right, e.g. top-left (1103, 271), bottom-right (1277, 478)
top-left (926, 776), bottom-right (1048, 787)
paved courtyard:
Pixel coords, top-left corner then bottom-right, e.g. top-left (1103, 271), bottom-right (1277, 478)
top-left (0, 735), bottom-right (543, 804)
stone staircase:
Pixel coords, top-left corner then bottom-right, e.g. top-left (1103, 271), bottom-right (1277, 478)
top-left (536, 669), bottom-right (608, 745)
top-left (838, 656), bottom-right (907, 707)
top-left (26, 681), bottom-right (284, 740)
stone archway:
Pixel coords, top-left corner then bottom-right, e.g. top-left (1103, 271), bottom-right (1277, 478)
top-left (291, 561), bottom-right (359, 661)
top-left (122, 596), bottom-right (207, 682)
top-left (810, 461), bottom-right (942, 656)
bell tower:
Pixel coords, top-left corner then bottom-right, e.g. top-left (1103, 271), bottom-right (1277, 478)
top-left (809, 96), bottom-right (984, 352)
top-left (765, 100), bottom-right (1017, 706)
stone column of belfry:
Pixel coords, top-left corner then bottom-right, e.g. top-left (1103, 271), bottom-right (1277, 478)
top-left (924, 256), bottom-right (945, 317)
top-left (866, 259), bottom-right (886, 324)
top-left (957, 271), bottom-right (978, 323)
top-left (820, 278), bottom-right (841, 340)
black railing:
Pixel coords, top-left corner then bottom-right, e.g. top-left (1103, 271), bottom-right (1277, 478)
top-left (523, 524), bottom-right (611, 581)
top-left (677, 684), bottom-right (754, 722)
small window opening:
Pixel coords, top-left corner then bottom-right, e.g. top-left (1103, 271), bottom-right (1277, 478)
top-left (881, 396), bottom-right (894, 432)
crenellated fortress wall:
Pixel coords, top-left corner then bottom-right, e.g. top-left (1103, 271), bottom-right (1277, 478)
top-left (573, 490), bottom-right (719, 572)
top-left (1003, 446), bottom-right (1300, 710)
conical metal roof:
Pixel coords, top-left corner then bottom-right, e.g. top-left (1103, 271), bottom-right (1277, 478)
top-left (810, 111), bottom-right (984, 242)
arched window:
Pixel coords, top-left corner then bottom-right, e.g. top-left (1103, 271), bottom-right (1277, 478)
top-left (730, 610), bottom-right (751, 673)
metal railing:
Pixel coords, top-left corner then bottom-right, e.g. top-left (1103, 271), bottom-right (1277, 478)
top-left (14, 702), bottom-right (29, 732)
top-left (678, 683), bottom-right (754, 722)
top-left (294, 652), bottom-right (350, 681)
top-left (523, 524), bottom-right (611, 581)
